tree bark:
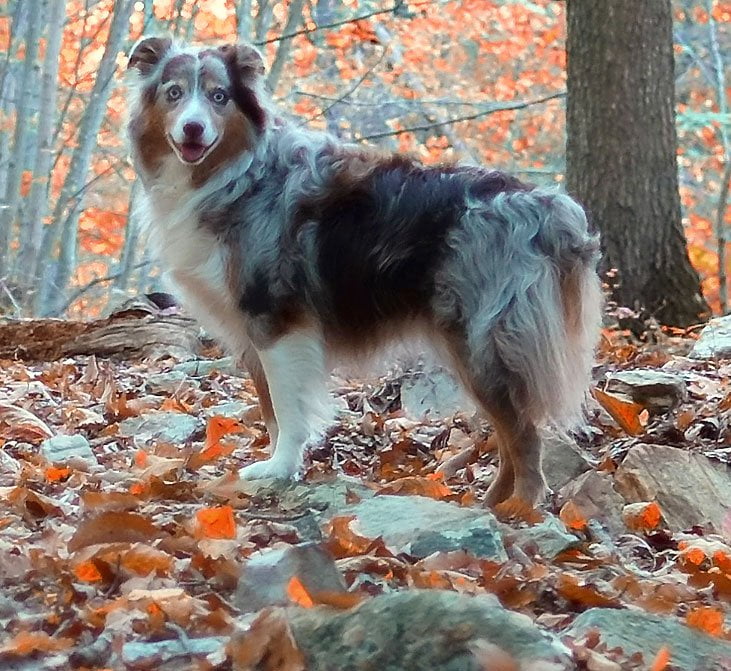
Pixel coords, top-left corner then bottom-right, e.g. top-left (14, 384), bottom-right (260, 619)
top-left (266, 0), bottom-right (307, 92)
top-left (566, 0), bottom-right (709, 327)
top-left (15, 0), bottom-right (65, 309)
top-left (0, 0), bottom-right (45, 279)
top-left (36, 0), bottom-right (136, 316)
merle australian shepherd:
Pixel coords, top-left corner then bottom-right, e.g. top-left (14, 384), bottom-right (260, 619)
top-left (126, 38), bottom-right (602, 507)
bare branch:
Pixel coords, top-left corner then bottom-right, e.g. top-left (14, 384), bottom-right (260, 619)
top-left (355, 91), bottom-right (566, 142)
top-left (53, 261), bottom-right (154, 316)
top-left (253, 0), bottom-right (435, 46)
top-left (301, 47), bottom-right (388, 124)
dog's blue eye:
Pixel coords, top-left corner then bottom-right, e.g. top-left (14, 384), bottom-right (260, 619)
top-left (167, 85), bottom-right (183, 101)
top-left (211, 89), bottom-right (229, 105)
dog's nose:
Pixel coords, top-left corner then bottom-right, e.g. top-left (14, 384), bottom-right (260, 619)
top-left (183, 121), bottom-right (204, 139)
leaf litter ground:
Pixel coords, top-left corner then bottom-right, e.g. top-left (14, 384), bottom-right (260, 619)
top-left (0, 321), bottom-right (730, 670)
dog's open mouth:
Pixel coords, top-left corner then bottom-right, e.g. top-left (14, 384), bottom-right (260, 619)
top-left (178, 141), bottom-right (211, 164)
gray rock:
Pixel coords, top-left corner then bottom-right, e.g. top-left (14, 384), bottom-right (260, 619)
top-left (118, 412), bottom-right (200, 444)
top-left (234, 477), bottom-right (504, 559)
top-left (204, 401), bottom-right (259, 421)
top-left (604, 369), bottom-right (687, 412)
top-left (172, 357), bottom-right (239, 376)
top-left (121, 636), bottom-right (226, 667)
top-left (559, 471), bottom-right (626, 534)
top-left (289, 590), bottom-right (571, 670)
top-left (145, 370), bottom-right (189, 394)
top-left (541, 432), bottom-right (592, 491)
top-left (515, 515), bottom-right (580, 559)
top-left (345, 495), bottom-right (506, 560)
top-left (614, 443), bottom-right (731, 531)
top-left (690, 315), bottom-right (731, 360)
top-left (235, 542), bottom-right (347, 613)
top-left (565, 608), bottom-right (731, 670)
top-left (40, 434), bottom-right (96, 467)
top-left (400, 368), bottom-right (474, 419)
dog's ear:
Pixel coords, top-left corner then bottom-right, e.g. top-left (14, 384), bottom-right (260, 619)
top-left (218, 43), bottom-right (266, 82)
top-left (128, 36), bottom-right (172, 75)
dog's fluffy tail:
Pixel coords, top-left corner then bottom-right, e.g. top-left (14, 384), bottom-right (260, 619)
top-left (483, 189), bottom-right (602, 427)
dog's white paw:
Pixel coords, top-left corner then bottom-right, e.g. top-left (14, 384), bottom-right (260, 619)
top-left (239, 457), bottom-right (300, 481)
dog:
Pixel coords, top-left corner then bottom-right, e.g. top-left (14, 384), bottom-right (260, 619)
top-left (126, 37), bottom-right (602, 506)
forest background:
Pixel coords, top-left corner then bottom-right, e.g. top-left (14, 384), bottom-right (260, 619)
top-left (0, 0), bottom-right (728, 319)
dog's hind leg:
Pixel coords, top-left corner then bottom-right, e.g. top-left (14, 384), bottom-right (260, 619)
top-left (479, 394), bottom-right (545, 507)
top-left (240, 327), bottom-right (331, 480)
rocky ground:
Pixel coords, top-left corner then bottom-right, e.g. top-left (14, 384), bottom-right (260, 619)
top-left (0, 311), bottom-right (730, 670)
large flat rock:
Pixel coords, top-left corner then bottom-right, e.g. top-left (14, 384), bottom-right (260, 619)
top-left (566, 608), bottom-right (731, 670)
top-left (690, 315), bottom-right (731, 359)
top-left (614, 443), bottom-right (731, 531)
top-left (289, 590), bottom-right (570, 670)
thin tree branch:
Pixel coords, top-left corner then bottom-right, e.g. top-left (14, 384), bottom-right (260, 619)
top-left (355, 91), bottom-right (566, 142)
top-left (253, 0), bottom-right (435, 46)
top-left (54, 260), bottom-right (154, 316)
top-left (302, 47), bottom-right (388, 124)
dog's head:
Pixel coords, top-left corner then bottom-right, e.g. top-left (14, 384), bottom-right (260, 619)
top-left (127, 38), bottom-right (267, 178)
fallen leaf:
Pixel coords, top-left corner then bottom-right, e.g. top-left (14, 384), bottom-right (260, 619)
top-left (0, 631), bottom-right (73, 656)
top-left (0, 403), bottom-right (53, 442)
top-left (377, 474), bottom-right (452, 499)
top-left (559, 500), bottom-right (588, 531)
top-left (593, 388), bottom-right (646, 436)
top-left (287, 576), bottom-right (315, 608)
top-left (686, 605), bottom-right (724, 636)
top-left (68, 511), bottom-right (163, 552)
top-left (227, 608), bottom-right (305, 670)
top-left (196, 505), bottom-right (236, 539)
top-left (622, 501), bottom-right (662, 532)
top-left (650, 646), bottom-right (671, 671)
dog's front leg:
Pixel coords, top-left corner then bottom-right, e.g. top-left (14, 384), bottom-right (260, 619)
top-left (242, 347), bottom-right (278, 446)
top-left (240, 327), bottom-right (329, 480)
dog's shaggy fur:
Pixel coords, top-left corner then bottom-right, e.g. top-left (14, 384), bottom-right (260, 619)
top-left (126, 38), bottom-right (602, 506)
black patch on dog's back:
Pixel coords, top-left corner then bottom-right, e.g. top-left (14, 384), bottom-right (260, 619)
top-left (301, 161), bottom-right (528, 342)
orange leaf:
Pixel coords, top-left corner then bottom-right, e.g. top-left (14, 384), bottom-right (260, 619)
top-left (593, 388), bottom-right (646, 435)
top-left (650, 646), bottom-right (671, 671)
top-left (196, 505), bottom-right (236, 539)
top-left (377, 475), bottom-right (451, 500)
top-left (45, 466), bottom-right (71, 482)
top-left (135, 450), bottom-right (148, 467)
top-left (686, 606), bottom-right (724, 637)
top-left (0, 631), bottom-right (73, 656)
top-left (325, 515), bottom-right (379, 559)
top-left (559, 500), bottom-right (587, 531)
top-left (205, 415), bottom-right (245, 449)
top-left (622, 501), bottom-right (662, 532)
top-left (160, 396), bottom-right (194, 413)
top-left (187, 441), bottom-right (235, 470)
top-left (287, 576), bottom-right (315, 608)
top-left (75, 560), bottom-right (103, 582)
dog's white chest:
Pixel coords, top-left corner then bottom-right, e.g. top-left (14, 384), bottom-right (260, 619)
top-left (143, 161), bottom-right (250, 356)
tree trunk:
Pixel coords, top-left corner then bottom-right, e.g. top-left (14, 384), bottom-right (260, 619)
top-left (266, 0), bottom-right (306, 92)
top-left (15, 0), bottom-right (65, 310)
top-left (0, 0), bottom-right (45, 280)
top-left (36, 0), bottom-right (136, 316)
top-left (114, 181), bottom-right (143, 293)
top-left (565, 0), bottom-right (709, 327)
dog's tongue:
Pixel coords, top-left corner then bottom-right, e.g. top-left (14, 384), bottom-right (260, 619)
top-left (181, 143), bottom-right (206, 163)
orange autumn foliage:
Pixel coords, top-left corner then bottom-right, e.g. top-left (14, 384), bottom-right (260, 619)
top-left (196, 505), bottom-right (237, 539)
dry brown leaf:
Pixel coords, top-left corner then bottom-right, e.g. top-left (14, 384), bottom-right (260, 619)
top-left (0, 403), bottom-right (53, 442)
top-left (377, 474), bottom-right (452, 499)
top-left (0, 631), bottom-right (73, 656)
top-left (68, 511), bottom-right (164, 552)
top-left (227, 608), bottom-right (305, 671)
